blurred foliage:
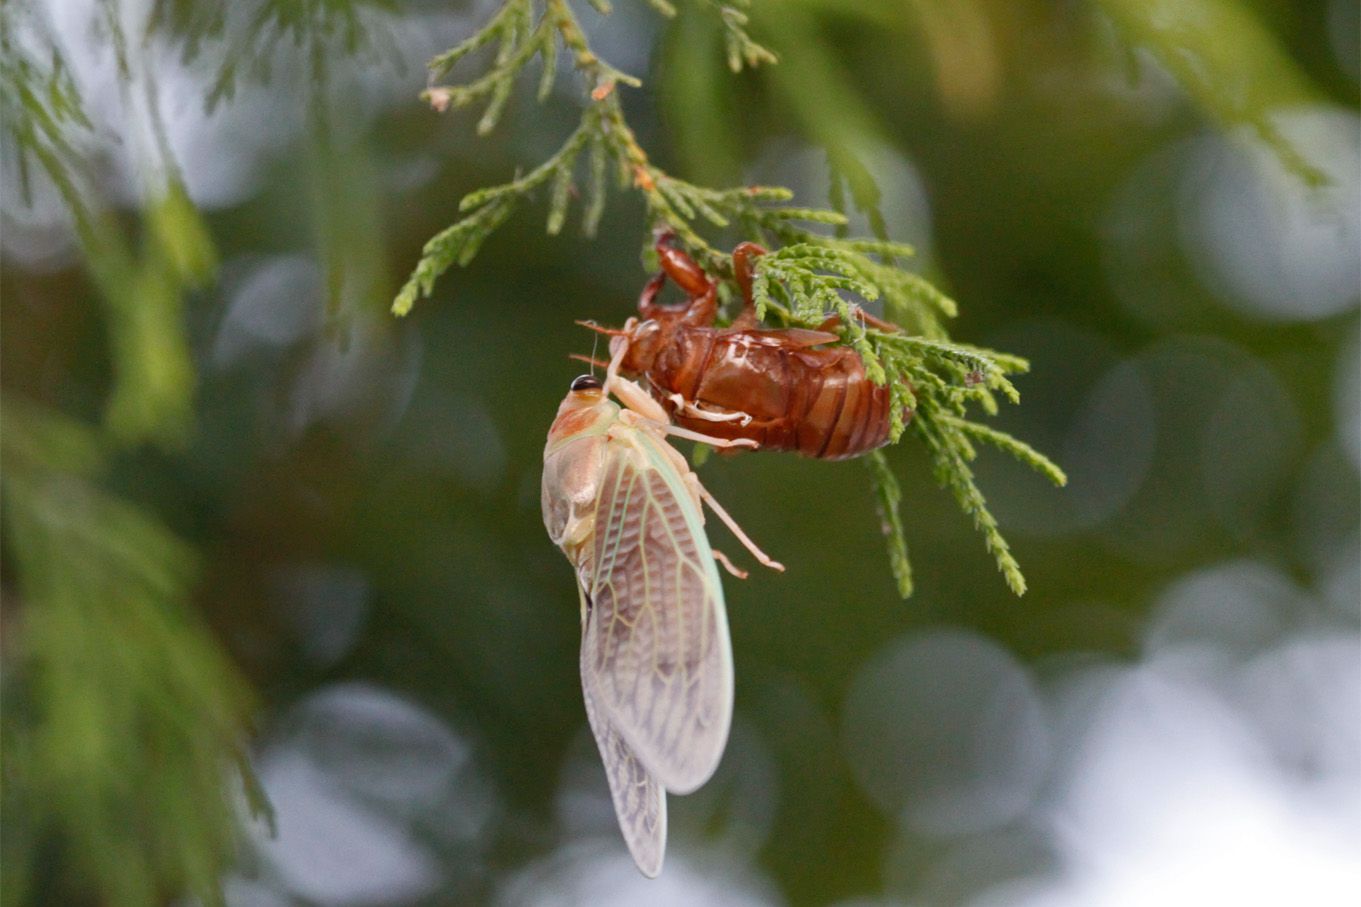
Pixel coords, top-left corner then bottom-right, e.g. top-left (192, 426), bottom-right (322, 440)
top-left (0, 0), bottom-right (1356, 905)
top-left (1096, 0), bottom-right (1328, 186)
top-left (1, 398), bottom-right (265, 907)
top-left (2, 0), bottom-right (209, 448)
top-left (151, 0), bottom-right (404, 337)
top-left (148, 0), bottom-right (406, 111)
top-left (2, 2), bottom-right (250, 903)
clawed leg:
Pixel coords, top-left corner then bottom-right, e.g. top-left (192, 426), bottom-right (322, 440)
top-left (667, 393), bottom-right (753, 426)
top-left (637, 272), bottom-right (667, 313)
top-left (641, 231), bottom-right (718, 326)
top-left (604, 333), bottom-right (753, 446)
top-left (603, 327), bottom-right (673, 424)
top-left (654, 232), bottom-right (712, 298)
top-left (711, 548), bottom-right (749, 580)
top-left (698, 482), bottom-right (784, 572)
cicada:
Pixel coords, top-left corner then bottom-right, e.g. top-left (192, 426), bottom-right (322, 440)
top-left (542, 357), bottom-right (782, 877)
top-left (580, 233), bottom-right (909, 460)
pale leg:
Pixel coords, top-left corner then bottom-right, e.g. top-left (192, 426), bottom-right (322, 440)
top-left (604, 318), bottom-right (635, 389)
top-left (711, 548), bottom-right (749, 579)
top-left (698, 482), bottom-right (784, 572)
top-left (667, 393), bottom-right (753, 426)
top-left (611, 378), bottom-right (676, 425)
top-left (638, 418), bottom-right (758, 449)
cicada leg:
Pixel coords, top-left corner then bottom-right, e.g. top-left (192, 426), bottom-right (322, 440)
top-left (603, 324), bottom-right (665, 417)
top-left (655, 233), bottom-right (711, 298)
top-left (666, 393), bottom-right (753, 426)
top-left (637, 272), bottom-right (667, 314)
top-left (711, 548), bottom-right (749, 580)
top-left (629, 412), bottom-right (759, 450)
top-left (605, 324), bottom-right (755, 445)
top-left (646, 232), bottom-right (718, 327)
top-left (695, 480), bottom-right (785, 573)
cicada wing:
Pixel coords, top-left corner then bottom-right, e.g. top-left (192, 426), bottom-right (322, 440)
top-left (581, 437), bottom-right (734, 795)
top-left (581, 638), bottom-right (667, 878)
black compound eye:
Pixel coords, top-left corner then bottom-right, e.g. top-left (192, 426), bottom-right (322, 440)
top-left (570, 374), bottom-right (603, 392)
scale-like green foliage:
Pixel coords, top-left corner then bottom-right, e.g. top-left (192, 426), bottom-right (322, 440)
top-left (396, 0), bottom-right (1066, 596)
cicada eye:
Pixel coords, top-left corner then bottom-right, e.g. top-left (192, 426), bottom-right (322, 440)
top-left (570, 375), bottom-right (603, 392)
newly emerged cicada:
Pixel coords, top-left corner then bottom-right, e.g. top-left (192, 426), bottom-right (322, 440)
top-left (542, 352), bottom-right (782, 876)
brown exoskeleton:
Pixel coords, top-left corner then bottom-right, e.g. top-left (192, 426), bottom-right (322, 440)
top-left (581, 234), bottom-right (908, 460)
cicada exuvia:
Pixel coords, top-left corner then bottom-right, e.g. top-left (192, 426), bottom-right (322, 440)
top-left (577, 232), bottom-right (908, 460)
top-left (542, 356), bottom-right (782, 877)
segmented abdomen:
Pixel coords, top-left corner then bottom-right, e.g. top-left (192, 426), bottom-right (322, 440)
top-left (647, 328), bottom-right (895, 460)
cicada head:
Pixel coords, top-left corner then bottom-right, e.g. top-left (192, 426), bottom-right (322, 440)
top-left (546, 375), bottom-right (616, 448)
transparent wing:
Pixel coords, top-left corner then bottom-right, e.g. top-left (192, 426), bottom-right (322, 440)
top-left (580, 434), bottom-right (733, 795)
top-left (580, 616), bottom-right (667, 878)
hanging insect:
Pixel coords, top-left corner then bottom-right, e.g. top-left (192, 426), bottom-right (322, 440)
top-left (541, 349), bottom-right (783, 877)
top-left (579, 233), bottom-right (908, 461)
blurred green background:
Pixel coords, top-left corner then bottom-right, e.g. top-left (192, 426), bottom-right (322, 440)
top-left (2, 1), bottom-right (1358, 905)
